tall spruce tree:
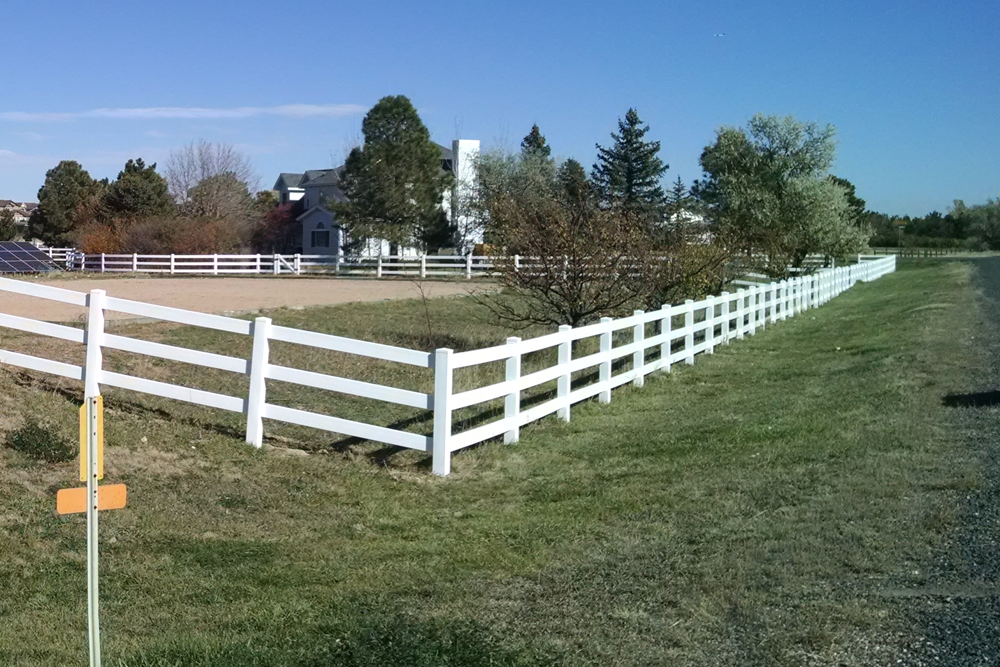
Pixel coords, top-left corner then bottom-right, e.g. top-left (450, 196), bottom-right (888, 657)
top-left (334, 95), bottom-right (454, 251)
top-left (520, 124), bottom-right (552, 160)
top-left (591, 108), bottom-right (668, 218)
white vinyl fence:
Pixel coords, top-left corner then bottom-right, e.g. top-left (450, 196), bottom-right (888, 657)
top-left (43, 248), bottom-right (495, 279)
top-left (0, 255), bottom-right (895, 475)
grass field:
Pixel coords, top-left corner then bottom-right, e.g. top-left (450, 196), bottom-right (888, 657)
top-left (0, 261), bottom-right (985, 665)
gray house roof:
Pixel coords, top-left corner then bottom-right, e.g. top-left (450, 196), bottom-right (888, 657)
top-left (274, 173), bottom-right (305, 189)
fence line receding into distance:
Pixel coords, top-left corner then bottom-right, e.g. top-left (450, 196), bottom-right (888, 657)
top-left (0, 255), bottom-right (895, 475)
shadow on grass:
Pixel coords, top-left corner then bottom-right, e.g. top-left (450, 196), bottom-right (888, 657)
top-left (942, 390), bottom-right (1000, 408)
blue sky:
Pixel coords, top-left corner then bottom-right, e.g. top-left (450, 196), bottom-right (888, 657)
top-left (1, 0), bottom-right (996, 216)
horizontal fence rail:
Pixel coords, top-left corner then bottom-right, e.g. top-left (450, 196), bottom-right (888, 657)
top-left (0, 255), bottom-right (896, 475)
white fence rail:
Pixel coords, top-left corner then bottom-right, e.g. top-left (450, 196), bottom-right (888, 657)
top-left (0, 256), bottom-right (895, 475)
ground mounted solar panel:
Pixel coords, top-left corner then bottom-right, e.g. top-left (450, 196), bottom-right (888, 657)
top-left (0, 242), bottom-right (61, 273)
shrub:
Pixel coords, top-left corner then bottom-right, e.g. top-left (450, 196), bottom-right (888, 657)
top-left (6, 419), bottom-right (74, 463)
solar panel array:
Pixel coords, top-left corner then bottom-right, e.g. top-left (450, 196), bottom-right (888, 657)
top-left (0, 242), bottom-right (60, 273)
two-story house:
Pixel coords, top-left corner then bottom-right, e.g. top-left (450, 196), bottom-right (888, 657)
top-left (273, 139), bottom-right (481, 257)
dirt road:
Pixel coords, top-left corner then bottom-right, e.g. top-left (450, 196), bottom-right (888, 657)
top-left (0, 276), bottom-right (478, 322)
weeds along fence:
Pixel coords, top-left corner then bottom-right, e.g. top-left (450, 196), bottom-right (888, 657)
top-left (0, 255), bottom-right (895, 475)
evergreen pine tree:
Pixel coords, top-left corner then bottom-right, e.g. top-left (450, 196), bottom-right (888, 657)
top-left (334, 95), bottom-right (454, 252)
top-left (103, 158), bottom-right (174, 219)
top-left (665, 176), bottom-right (689, 221)
top-left (29, 160), bottom-right (102, 245)
top-left (591, 108), bottom-right (668, 218)
top-left (520, 124), bottom-right (552, 160)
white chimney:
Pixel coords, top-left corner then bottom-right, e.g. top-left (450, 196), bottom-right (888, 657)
top-left (451, 139), bottom-right (482, 251)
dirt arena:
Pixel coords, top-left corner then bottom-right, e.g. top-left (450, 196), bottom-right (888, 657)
top-left (0, 275), bottom-right (479, 322)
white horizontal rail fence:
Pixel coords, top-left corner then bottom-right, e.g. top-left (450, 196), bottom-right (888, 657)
top-left (0, 255), bottom-right (895, 476)
top-left (61, 250), bottom-right (495, 279)
top-left (0, 278), bottom-right (434, 454)
top-left (430, 256), bottom-right (896, 475)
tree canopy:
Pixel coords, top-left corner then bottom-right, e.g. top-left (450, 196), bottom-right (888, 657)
top-left (102, 158), bottom-right (173, 219)
top-left (696, 114), bottom-right (870, 276)
top-left (591, 108), bottom-right (667, 219)
top-left (29, 160), bottom-right (103, 245)
top-left (333, 95), bottom-right (454, 251)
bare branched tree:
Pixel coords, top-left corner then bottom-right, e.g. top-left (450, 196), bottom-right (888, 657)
top-left (164, 140), bottom-right (260, 204)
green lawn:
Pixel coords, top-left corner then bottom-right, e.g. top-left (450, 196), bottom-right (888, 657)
top-left (0, 261), bottom-right (984, 665)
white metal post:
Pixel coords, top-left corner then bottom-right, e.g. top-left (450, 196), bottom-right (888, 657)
top-left (504, 337), bottom-right (521, 444)
top-left (660, 305), bottom-right (672, 372)
top-left (245, 317), bottom-right (272, 448)
top-left (84, 289), bottom-right (105, 667)
top-left (432, 348), bottom-right (454, 476)
top-left (632, 310), bottom-right (644, 387)
top-left (684, 299), bottom-right (695, 365)
top-left (599, 317), bottom-right (613, 403)
top-left (720, 291), bottom-right (730, 344)
top-left (557, 324), bottom-right (572, 421)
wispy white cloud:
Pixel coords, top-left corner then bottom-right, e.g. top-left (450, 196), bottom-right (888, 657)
top-left (0, 104), bottom-right (365, 123)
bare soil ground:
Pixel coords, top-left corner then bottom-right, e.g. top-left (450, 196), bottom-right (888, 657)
top-left (0, 275), bottom-right (478, 322)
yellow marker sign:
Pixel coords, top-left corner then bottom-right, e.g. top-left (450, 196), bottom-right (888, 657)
top-left (79, 396), bottom-right (104, 481)
top-left (57, 484), bottom-right (127, 515)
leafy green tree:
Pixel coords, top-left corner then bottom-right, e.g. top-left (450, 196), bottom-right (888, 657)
top-left (591, 108), bottom-right (667, 219)
top-left (102, 158), bottom-right (173, 219)
top-left (0, 209), bottom-right (19, 241)
top-left (520, 125), bottom-right (552, 160)
top-left (334, 95), bottom-right (454, 252)
top-left (697, 114), bottom-right (870, 276)
top-left (28, 160), bottom-right (103, 245)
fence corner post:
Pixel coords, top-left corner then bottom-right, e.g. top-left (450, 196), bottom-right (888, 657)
top-left (557, 324), bottom-right (572, 421)
top-left (245, 317), bottom-right (272, 448)
top-left (659, 305), bottom-right (672, 373)
top-left (504, 337), bottom-right (521, 444)
top-left (432, 348), bottom-right (454, 476)
top-left (632, 310), bottom-right (645, 387)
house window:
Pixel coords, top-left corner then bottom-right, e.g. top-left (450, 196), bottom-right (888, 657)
top-left (311, 222), bottom-right (330, 248)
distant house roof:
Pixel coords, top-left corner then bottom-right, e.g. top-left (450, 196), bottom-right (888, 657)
top-left (23, 202), bottom-right (37, 211)
top-left (0, 200), bottom-right (15, 208)
top-left (296, 205), bottom-right (341, 225)
top-left (274, 173), bottom-right (305, 190)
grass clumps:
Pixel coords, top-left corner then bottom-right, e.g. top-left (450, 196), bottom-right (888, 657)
top-left (5, 418), bottom-right (74, 463)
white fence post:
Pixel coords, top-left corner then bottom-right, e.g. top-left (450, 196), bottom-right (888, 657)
top-left (721, 291), bottom-right (730, 344)
top-left (660, 305), bottom-right (672, 372)
top-left (684, 299), bottom-right (695, 365)
top-left (706, 296), bottom-right (716, 354)
top-left (432, 348), bottom-right (454, 476)
top-left (132, 253), bottom-right (138, 272)
top-left (294, 253), bottom-right (301, 275)
top-left (633, 310), bottom-right (644, 387)
top-left (465, 253), bottom-right (473, 280)
top-left (599, 317), bottom-right (613, 403)
top-left (85, 290), bottom-right (106, 398)
top-left (170, 254), bottom-right (175, 275)
top-left (272, 254), bottom-right (280, 275)
top-left (100, 253), bottom-right (105, 274)
top-left (504, 337), bottom-right (521, 444)
top-left (770, 283), bottom-right (778, 323)
top-left (212, 254), bottom-right (219, 276)
top-left (557, 324), bottom-right (572, 421)
top-left (255, 254), bottom-right (261, 274)
top-left (420, 254), bottom-right (427, 279)
top-left (736, 289), bottom-right (745, 340)
top-left (245, 317), bottom-right (272, 448)
top-left (514, 254), bottom-right (520, 272)
top-left (376, 255), bottom-right (383, 278)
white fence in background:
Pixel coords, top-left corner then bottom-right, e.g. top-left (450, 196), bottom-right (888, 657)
top-left (42, 248), bottom-right (495, 279)
top-left (0, 255), bottom-right (895, 475)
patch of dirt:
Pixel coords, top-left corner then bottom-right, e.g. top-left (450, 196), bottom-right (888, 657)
top-left (1, 276), bottom-right (479, 322)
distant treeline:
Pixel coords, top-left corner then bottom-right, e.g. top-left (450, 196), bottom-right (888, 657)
top-left (867, 199), bottom-right (1000, 250)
